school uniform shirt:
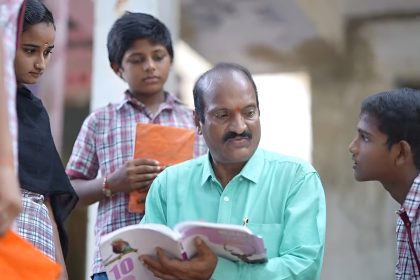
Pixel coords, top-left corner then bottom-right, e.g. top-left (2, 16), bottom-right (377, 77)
top-left (141, 148), bottom-right (326, 280)
top-left (396, 173), bottom-right (420, 279)
top-left (66, 91), bottom-right (207, 275)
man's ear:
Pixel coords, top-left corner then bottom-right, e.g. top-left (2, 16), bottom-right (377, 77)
top-left (193, 110), bottom-right (202, 135)
top-left (111, 63), bottom-right (124, 80)
top-left (394, 140), bottom-right (414, 166)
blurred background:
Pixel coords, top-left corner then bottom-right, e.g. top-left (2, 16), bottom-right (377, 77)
top-left (35, 0), bottom-right (420, 279)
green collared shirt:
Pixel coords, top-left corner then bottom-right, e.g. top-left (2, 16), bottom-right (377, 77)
top-left (141, 148), bottom-right (326, 279)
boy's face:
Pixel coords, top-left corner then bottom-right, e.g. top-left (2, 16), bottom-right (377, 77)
top-left (14, 23), bottom-right (55, 84)
top-left (349, 113), bottom-right (396, 182)
top-left (114, 39), bottom-right (171, 100)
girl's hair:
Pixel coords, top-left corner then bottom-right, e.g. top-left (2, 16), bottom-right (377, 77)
top-left (23, 0), bottom-right (55, 32)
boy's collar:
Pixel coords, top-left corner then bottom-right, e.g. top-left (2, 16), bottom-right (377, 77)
top-left (118, 91), bottom-right (184, 111)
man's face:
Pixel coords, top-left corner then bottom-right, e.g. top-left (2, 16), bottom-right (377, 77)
top-left (349, 113), bottom-right (396, 182)
top-left (196, 71), bottom-right (261, 166)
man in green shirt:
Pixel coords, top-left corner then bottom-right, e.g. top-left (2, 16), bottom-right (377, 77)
top-left (140, 63), bottom-right (326, 279)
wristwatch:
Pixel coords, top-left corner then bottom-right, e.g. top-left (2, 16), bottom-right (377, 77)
top-left (102, 176), bottom-right (112, 198)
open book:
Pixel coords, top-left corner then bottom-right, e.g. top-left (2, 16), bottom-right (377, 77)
top-left (100, 221), bottom-right (267, 280)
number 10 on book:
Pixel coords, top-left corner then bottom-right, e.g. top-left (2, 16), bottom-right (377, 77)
top-left (108, 255), bottom-right (136, 280)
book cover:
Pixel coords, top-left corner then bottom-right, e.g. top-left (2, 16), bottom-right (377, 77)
top-left (129, 123), bottom-right (195, 213)
top-left (100, 221), bottom-right (267, 280)
top-left (0, 230), bottom-right (62, 280)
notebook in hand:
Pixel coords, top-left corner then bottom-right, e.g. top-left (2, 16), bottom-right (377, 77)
top-left (129, 123), bottom-right (195, 213)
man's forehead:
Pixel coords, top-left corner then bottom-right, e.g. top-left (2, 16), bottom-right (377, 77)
top-left (212, 69), bottom-right (247, 83)
top-left (205, 72), bottom-right (251, 95)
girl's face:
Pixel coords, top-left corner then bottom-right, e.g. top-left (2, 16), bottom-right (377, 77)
top-left (14, 22), bottom-right (55, 84)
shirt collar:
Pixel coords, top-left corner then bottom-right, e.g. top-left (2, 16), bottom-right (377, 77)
top-left (399, 173), bottom-right (420, 220)
top-left (116, 90), bottom-right (182, 111)
top-left (200, 148), bottom-right (264, 187)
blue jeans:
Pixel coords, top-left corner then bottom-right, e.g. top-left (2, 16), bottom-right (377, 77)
top-left (91, 272), bottom-right (108, 280)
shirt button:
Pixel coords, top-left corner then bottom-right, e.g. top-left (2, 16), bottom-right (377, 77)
top-left (224, 196), bottom-right (230, 202)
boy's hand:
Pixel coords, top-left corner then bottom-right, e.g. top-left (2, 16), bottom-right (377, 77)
top-left (107, 158), bottom-right (163, 193)
top-left (139, 237), bottom-right (217, 280)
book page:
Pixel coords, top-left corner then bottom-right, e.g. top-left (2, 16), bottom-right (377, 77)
top-left (129, 123), bottom-right (195, 213)
top-left (175, 221), bottom-right (267, 263)
top-left (100, 224), bottom-right (184, 280)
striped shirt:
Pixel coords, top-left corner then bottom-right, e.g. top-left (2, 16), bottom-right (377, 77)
top-left (396, 173), bottom-right (420, 279)
top-left (66, 91), bottom-right (207, 275)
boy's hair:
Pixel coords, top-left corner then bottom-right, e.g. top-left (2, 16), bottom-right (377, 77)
top-left (107, 12), bottom-right (173, 67)
top-left (193, 62), bottom-right (259, 123)
top-left (361, 88), bottom-right (420, 168)
top-left (23, 0), bottom-right (55, 32)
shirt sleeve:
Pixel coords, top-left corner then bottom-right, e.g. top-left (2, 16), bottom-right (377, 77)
top-left (65, 114), bottom-right (100, 180)
top-left (211, 172), bottom-right (326, 280)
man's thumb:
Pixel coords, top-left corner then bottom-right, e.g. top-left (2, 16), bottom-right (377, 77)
top-left (195, 237), bottom-right (210, 254)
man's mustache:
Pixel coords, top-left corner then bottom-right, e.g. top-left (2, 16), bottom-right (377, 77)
top-left (223, 131), bottom-right (252, 142)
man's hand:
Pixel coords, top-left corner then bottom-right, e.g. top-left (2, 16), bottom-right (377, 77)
top-left (140, 237), bottom-right (217, 280)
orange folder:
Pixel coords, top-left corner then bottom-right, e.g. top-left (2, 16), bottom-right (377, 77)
top-left (0, 230), bottom-right (61, 279)
top-left (128, 123), bottom-right (195, 213)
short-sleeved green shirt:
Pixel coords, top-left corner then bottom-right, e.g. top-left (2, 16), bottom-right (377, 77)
top-left (142, 148), bottom-right (326, 280)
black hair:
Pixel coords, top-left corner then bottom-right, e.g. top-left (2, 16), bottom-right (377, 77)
top-left (361, 88), bottom-right (420, 168)
top-left (23, 0), bottom-right (55, 32)
top-left (193, 62), bottom-right (259, 123)
top-left (107, 12), bottom-right (174, 67)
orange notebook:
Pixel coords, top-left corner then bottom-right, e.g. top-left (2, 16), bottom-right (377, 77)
top-left (0, 230), bottom-right (61, 279)
top-left (128, 123), bottom-right (195, 213)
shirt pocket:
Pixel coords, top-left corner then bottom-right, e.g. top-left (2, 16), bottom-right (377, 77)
top-left (247, 223), bottom-right (282, 258)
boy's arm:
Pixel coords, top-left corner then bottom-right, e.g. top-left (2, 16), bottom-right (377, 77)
top-left (69, 178), bottom-right (105, 206)
top-left (70, 158), bottom-right (162, 206)
top-left (66, 115), bottom-right (101, 207)
top-left (66, 114), bottom-right (162, 206)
